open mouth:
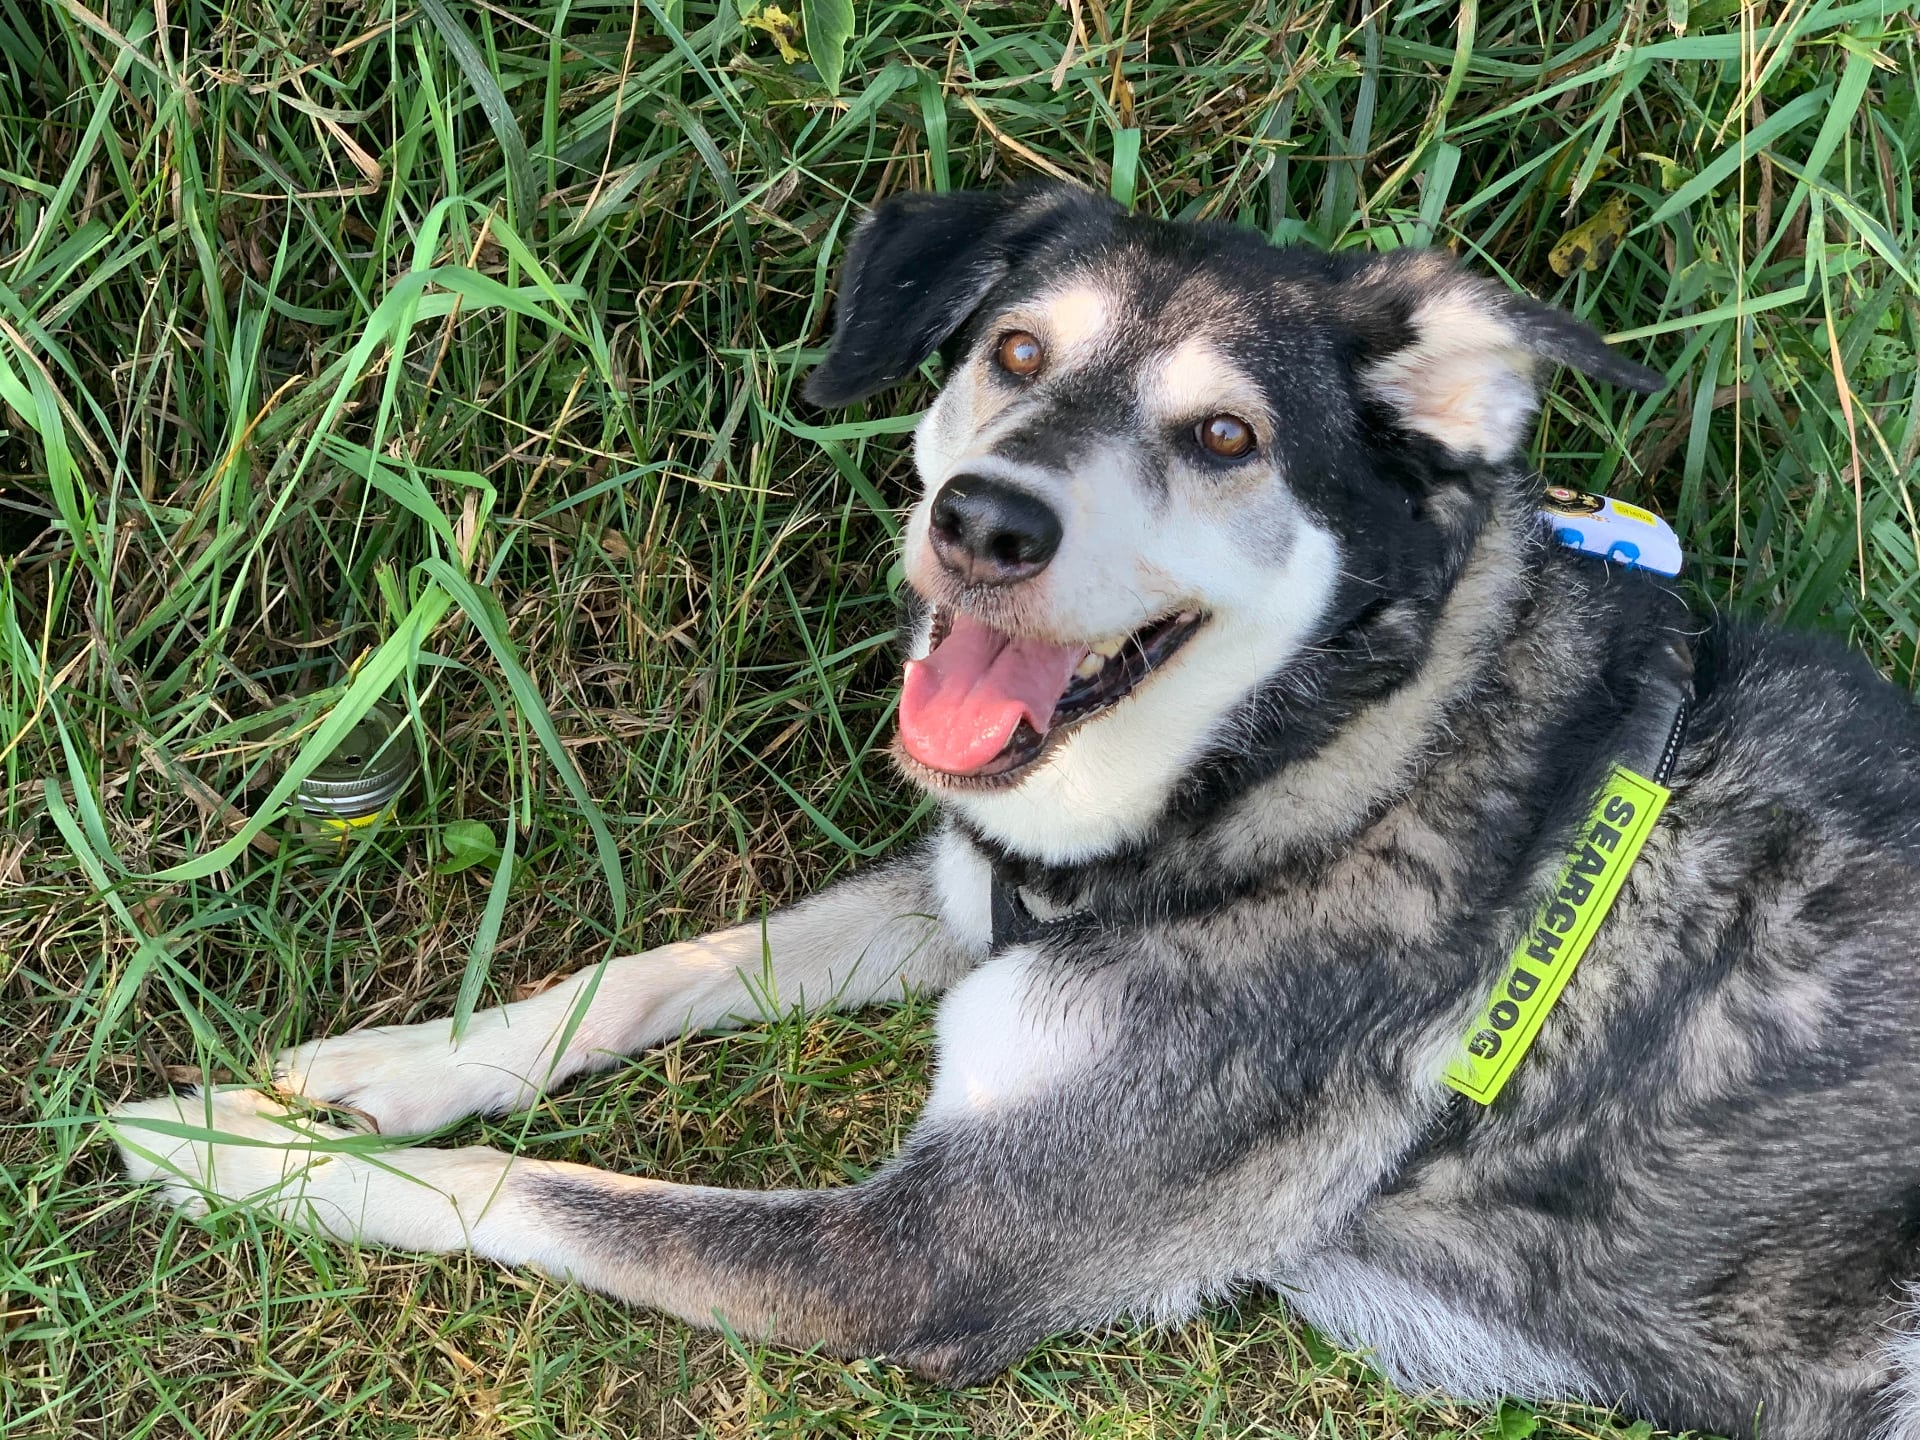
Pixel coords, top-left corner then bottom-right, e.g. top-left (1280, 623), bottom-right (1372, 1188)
top-left (896, 606), bottom-right (1207, 786)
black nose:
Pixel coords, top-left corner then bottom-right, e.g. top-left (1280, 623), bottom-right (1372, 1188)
top-left (928, 475), bottom-right (1062, 586)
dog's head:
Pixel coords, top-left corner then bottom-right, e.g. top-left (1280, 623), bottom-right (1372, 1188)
top-left (807, 184), bottom-right (1662, 863)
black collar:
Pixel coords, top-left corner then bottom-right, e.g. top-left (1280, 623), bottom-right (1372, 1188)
top-left (989, 872), bottom-right (1053, 951)
top-left (1611, 590), bottom-right (1694, 791)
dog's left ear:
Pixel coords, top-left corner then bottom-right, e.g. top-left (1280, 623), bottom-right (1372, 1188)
top-left (1339, 251), bottom-right (1665, 464)
top-left (804, 183), bottom-right (1116, 407)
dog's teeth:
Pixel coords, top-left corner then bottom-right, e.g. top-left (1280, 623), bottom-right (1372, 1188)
top-left (1091, 637), bottom-right (1125, 658)
top-left (1074, 652), bottom-right (1104, 679)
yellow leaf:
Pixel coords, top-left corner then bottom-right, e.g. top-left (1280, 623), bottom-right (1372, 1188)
top-left (739, 2), bottom-right (808, 64)
top-left (1549, 195), bottom-right (1632, 278)
top-left (1636, 152), bottom-right (1692, 192)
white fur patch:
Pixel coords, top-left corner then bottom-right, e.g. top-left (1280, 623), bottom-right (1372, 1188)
top-left (922, 952), bottom-right (1108, 1118)
top-left (269, 933), bottom-right (777, 1136)
top-left (1363, 289), bottom-right (1537, 462)
top-left (275, 1004), bottom-right (572, 1137)
top-left (107, 1088), bottom-right (569, 1268)
top-left (1039, 284), bottom-right (1114, 366)
top-left (1873, 1286), bottom-right (1920, 1438)
top-left (1140, 337), bottom-right (1266, 425)
top-left (914, 368), bottom-right (977, 486)
top-left (930, 825), bottom-right (993, 953)
top-left (1281, 1251), bottom-right (1596, 1402)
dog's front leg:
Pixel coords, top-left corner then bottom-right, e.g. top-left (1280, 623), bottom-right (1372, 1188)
top-left (274, 829), bottom-right (991, 1135)
top-left (112, 1086), bottom-right (1076, 1385)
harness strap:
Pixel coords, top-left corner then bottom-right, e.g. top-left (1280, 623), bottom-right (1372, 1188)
top-left (989, 872), bottom-right (1044, 952)
top-left (1617, 630), bottom-right (1694, 788)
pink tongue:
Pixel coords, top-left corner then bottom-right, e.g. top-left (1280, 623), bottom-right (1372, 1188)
top-left (899, 613), bottom-right (1086, 774)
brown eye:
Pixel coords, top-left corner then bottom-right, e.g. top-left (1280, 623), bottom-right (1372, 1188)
top-left (1198, 413), bottom-right (1254, 458)
top-left (996, 331), bottom-right (1044, 377)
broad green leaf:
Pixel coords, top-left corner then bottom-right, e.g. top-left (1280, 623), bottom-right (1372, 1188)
top-left (802, 0), bottom-right (854, 92)
top-left (437, 818), bottom-right (500, 875)
top-left (1496, 1400), bottom-right (1540, 1440)
top-left (1110, 127), bottom-right (1142, 208)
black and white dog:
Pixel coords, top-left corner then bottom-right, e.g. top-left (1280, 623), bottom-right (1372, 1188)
top-left (113, 184), bottom-right (1920, 1440)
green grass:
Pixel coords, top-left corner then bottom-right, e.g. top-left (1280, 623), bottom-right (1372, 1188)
top-left (3, 0), bottom-right (1917, 1435)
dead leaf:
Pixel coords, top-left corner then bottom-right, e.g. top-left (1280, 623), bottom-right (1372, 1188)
top-left (1550, 194), bottom-right (1632, 278)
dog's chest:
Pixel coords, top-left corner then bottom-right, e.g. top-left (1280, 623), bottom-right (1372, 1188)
top-left (922, 952), bottom-right (1111, 1119)
top-left (925, 826), bottom-right (1118, 1117)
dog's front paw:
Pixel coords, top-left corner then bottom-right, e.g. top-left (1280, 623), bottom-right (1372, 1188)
top-left (107, 1087), bottom-right (351, 1215)
top-left (108, 1087), bottom-right (526, 1254)
top-left (275, 1012), bottom-right (553, 1136)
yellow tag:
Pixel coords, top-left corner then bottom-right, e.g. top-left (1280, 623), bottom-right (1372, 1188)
top-left (1610, 500), bottom-right (1657, 525)
top-left (1443, 766), bottom-right (1669, 1105)
top-left (313, 804), bottom-right (395, 834)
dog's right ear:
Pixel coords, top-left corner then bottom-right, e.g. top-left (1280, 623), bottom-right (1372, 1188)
top-left (803, 184), bottom-right (1112, 407)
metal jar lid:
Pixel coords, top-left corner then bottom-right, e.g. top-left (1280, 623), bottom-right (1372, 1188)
top-left (295, 699), bottom-right (417, 820)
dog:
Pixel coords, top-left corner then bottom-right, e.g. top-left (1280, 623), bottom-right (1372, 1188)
top-left (110, 182), bottom-right (1920, 1440)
